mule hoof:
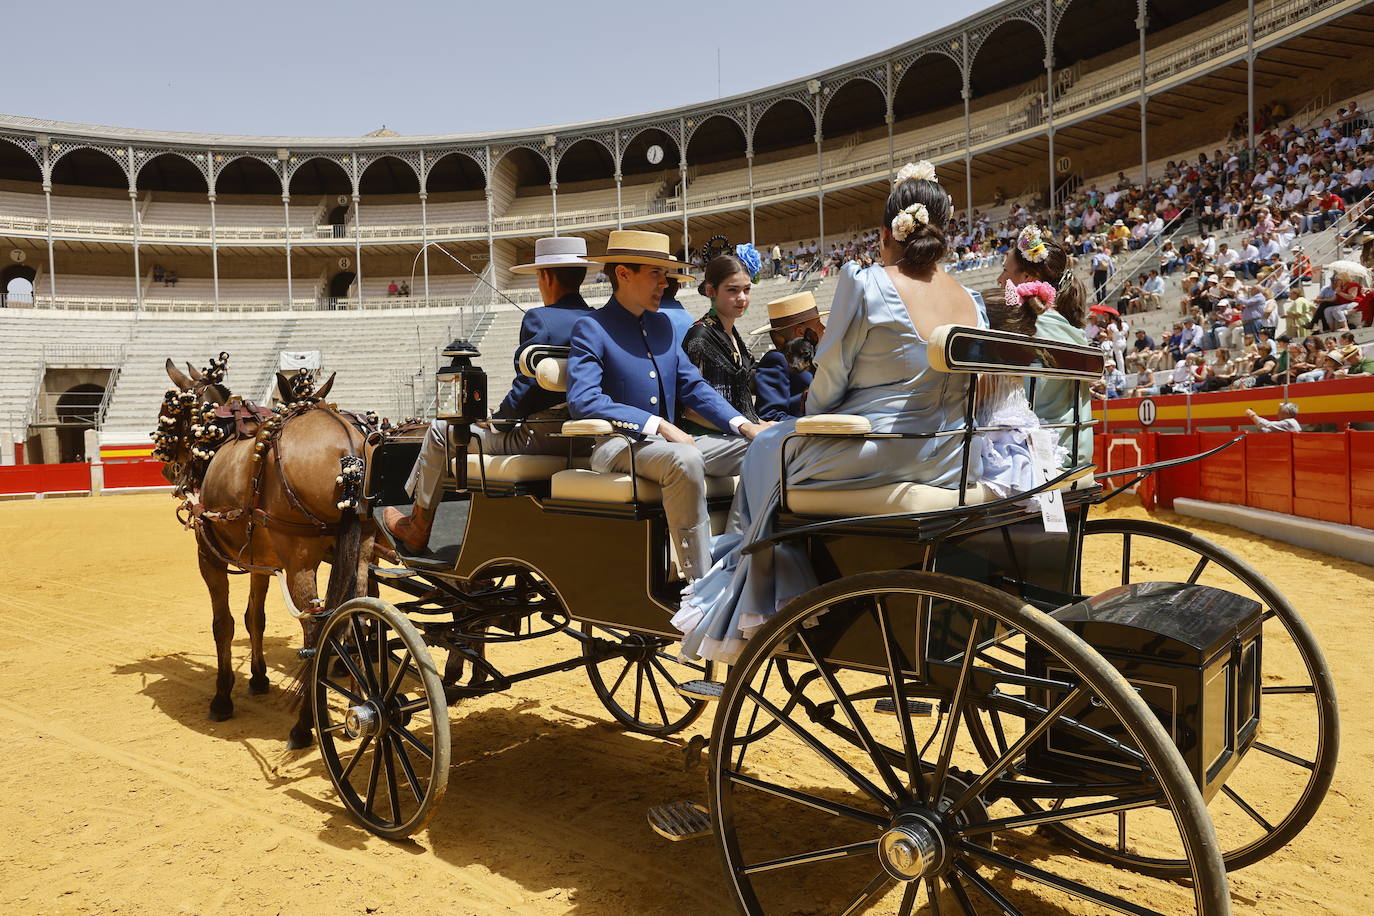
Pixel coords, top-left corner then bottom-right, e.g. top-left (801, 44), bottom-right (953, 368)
top-left (286, 725), bottom-right (315, 751)
top-left (249, 676), bottom-right (271, 696)
top-left (208, 698), bottom-right (234, 721)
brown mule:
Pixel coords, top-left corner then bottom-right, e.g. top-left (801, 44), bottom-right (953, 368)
top-left (156, 358), bottom-right (375, 749)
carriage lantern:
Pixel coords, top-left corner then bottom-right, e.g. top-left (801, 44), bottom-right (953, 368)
top-left (436, 339), bottom-right (486, 426)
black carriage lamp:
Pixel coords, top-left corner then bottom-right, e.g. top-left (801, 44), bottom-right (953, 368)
top-left (436, 339), bottom-right (486, 426)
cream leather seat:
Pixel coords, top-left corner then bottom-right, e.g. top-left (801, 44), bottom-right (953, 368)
top-left (785, 474), bottom-right (1093, 516)
top-left (550, 418), bottom-right (738, 504)
top-left (551, 467), bottom-right (737, 503)
top-left (459, 453), bottom-right (569, 484)
top-left (781, 413), bottom-right (1095, 517)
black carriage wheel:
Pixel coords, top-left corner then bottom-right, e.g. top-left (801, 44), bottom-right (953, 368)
top-left (1014, 518), bottom-right (1337, 875)
top-left (584, 625), bottom-right (715, 737)
top-left (313, 597), bottom-right (451, 839)
top-left (709, 570), bottom-right (1230, 915)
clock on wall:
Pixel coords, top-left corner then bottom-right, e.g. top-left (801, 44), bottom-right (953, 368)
top-left (646, 144), bottom-right (664, 165)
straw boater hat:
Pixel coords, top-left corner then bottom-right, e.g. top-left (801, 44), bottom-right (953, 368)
top-left (749, 290), bottom-right (828, 336)
top-left (585, 230), bottom-right (693, 280)
top-left (510, 236), bottom-right (593, 274)
top-left (666, 256), bottom-right (694, 284)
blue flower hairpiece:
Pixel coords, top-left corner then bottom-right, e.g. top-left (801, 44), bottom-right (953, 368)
top-left (734, 242), bottom-right (762, 280)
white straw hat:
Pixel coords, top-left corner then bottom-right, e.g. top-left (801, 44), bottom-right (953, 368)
top-left (511, 236), bottom-right (593, 274)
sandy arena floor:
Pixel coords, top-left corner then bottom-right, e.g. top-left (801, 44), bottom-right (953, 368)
top-left (0, 491), bottom-right (1369, 915)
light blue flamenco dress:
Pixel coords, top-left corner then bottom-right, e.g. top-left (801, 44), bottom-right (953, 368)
top-left (672, 262), bottom-right (992, 663)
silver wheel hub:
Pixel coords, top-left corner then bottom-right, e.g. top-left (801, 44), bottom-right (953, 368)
top-left (878, 813), bottom-right (945, 881)
top-left (344, 703), bottom-right (381, 739)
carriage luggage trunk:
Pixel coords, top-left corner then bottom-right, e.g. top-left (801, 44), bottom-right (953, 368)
top-left (1024, 582), bottom-right (1263, 801)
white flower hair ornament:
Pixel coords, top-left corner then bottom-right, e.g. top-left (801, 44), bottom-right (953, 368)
top-left (895, 160), bottom-right (937, 185)
top-left (1017, 224), bottom-right (1051, 263)
top-left (890, 202), bottom-right (930, 242)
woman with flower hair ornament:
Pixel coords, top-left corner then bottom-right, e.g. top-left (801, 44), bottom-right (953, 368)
top-left (680, 250), bottom-right (761, 434)
top-left (997, 224), bottom-right (1093, 465)
top-left (672, 161), bottom-right (991, 663)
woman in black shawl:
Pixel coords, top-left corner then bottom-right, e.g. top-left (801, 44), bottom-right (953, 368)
top-left (681, 253), bottom-right (759, 434)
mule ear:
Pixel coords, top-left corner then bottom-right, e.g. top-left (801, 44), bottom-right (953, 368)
top-left (275, 371), bottom-right (294, 401)
top-left (314, 372), bottom-right (336, 400)
top-left (186, 362), bottom-right (204, 381)
top-left (166, 358), bottom-right (193, 391)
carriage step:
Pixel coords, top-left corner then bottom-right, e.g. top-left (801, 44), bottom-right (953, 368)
top-left (370, 566), bottom-right (418, 580)
top-left (648, 801), bottom-right (712, 841)
top-left (874, 698), bottom-right (935, 717)
top-left (676, 679), bottom-right (725, 702)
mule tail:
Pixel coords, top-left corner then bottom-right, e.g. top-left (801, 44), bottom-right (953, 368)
top-left (288, 456), bottom-right (366, 707)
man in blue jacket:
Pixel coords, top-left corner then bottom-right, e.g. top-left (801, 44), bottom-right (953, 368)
top-left (385, 236), bottom-right (594, 553)
top-left (569, 231), bottom-right (771, 581)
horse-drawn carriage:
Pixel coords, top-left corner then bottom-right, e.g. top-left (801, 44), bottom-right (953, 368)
top-left (304, 326), bottom-right (1336, 914)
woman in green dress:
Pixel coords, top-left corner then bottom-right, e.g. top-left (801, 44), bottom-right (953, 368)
top-left (997, 224), bottom-right (1093, 467)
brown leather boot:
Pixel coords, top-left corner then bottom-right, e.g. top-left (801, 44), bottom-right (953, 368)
top-left (382, 503), bottom-right (435, 554)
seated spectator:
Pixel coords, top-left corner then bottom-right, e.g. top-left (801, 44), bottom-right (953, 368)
top-left (1201, 348), bottom-right (1237, 391)
top-left (399, 281), bottom-right (410, 297)
top-left (1179, 317), bottom-right (1205, 355)
top-left (1239, 340), bottom-right (1279, 388)
top-left (387, 280), bottom-right (399, 296)
top-left (1246, 403), bottom-right (1301, 432)
top-left (1102, 364), bottom-right (1128, 398)
top-left (1308, 280), bottom-right (1346, 331)
top-left (1287, 340), bottom-right (1317, 381)
top-left (1142, 270), bottom-right (1165, 309)
top-left (1124, 367), bottom-right (1156, 397)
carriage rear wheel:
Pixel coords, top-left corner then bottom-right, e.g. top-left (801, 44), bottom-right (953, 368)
top-left (1020, 518), bottom-right (1338, 875)
top-left (709, 570), bottom-right (1230, 915)
top-left (313, 597), bottom-right (451, 839)
top-left (584, 625), bottom-right (716, 737)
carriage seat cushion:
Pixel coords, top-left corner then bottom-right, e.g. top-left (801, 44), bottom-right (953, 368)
top-left (796, 414), bottom-right (872, 435)
top-left (461, 453), bottom-right (570, 483)
top-left (551, 468), bottom-right (737, 503)
top-left (786, 466), bottom-right (1095, 517)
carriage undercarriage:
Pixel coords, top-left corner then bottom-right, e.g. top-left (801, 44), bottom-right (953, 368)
top-left (303, 329), bottom-right (1337, 915)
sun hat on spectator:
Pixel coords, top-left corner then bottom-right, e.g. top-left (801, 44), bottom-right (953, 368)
top-left (1340, 344), bottom-right (1363, 364)
top-left (1223, 271), bottom-right (1237, 279)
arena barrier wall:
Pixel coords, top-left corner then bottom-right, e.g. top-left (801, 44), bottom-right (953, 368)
top-left (1095, 430), bottom-right (1374, 532)
top-left (0, 461), bottom-right (92, 496)
top-left (1093, 375), bottom-right (1374, 434)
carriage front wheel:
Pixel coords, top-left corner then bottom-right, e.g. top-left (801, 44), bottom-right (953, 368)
top-left (709, 570), bottom-right (1230, 915)
top-left (584, 624), bottom-right (716, 737)
top-left (313, 597), bottom-right (451, 839)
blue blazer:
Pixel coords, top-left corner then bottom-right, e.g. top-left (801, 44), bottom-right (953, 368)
top-left (753, 350), bottom-right (812, 421)
top-left (568, 298), bottom-right (742, 438)
top-left (495, 292), bottom-right (594, 419)
top-left (657, 297), bottom-right (698, 344)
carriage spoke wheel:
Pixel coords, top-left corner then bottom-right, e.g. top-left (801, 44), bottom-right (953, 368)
top-left (1021, 518), bottom-right (1338, 874)
top-left (313, 597), bottom-right (451, 839)
top-left (709, 571), bottom-right (1229, 915)
top-left (584, 625), bottom-right (715, 736)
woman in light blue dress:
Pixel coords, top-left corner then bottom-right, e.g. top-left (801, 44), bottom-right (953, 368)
top-left (673, 166), bottom-right (988, 662)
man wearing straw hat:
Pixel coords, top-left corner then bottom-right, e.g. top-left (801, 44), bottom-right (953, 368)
top-left (384, 236), bottom-right (595, 554)
top-left (751, 290), bottom-right (826, 421)
top-left (569, 230), bottom-right (772, 581)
